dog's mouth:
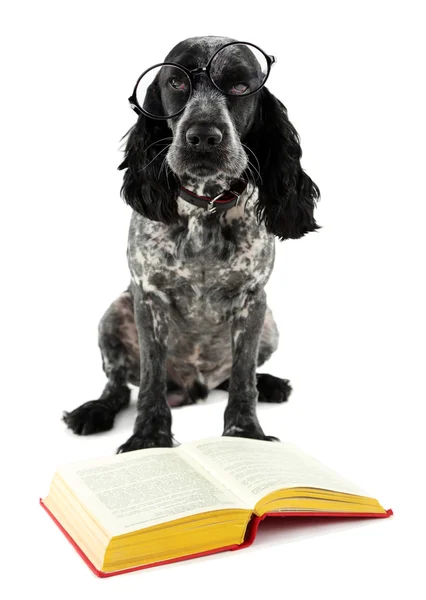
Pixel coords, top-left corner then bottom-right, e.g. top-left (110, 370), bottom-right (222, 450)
top-left (167, 145), bottom-right (247, 180)
top-left (187, 156), bottom-right (225, 177)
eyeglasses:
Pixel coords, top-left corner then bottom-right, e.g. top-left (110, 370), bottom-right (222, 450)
top-left (129, 41), bottom-right (276, 120)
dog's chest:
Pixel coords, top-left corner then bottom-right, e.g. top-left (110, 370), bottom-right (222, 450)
top-left (128, 195), bottom-right (274, 325)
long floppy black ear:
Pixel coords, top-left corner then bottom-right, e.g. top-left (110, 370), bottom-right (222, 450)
top-left (244, 87), bottom-right (320, 240)
top-left (118, 82), bottom-right (179, 223)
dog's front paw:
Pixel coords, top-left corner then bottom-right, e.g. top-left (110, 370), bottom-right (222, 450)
top-left (257, 374), bottom-right (292, 404)
top-left (117, 431), bottom-right (174, 453)
top-left (63, 401), bottom-right (116, 435)
top-left (223, 421), bottom-right (280, 442)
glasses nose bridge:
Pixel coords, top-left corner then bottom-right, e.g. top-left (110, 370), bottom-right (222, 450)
top-left (189, 66), bottom-right (208, 81)
top-left (191, 66), bottom-right (207, 74)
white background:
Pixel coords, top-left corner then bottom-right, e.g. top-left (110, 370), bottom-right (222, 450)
top-left (1, 0), bottom-right (425, 598)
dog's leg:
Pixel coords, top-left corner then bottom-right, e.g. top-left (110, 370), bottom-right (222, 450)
top-left (63, 371), bottom-right (130, 435)
top-left (63, 292), bottom-right (137, 435)
top-left (217, 305), bottom-right (292, 403)
top-left (223, 289), bottom-right (277, 441)
top-left (255, 308), bottom-right (292, 402)
top-left (117, 289), bottom-right (173, 452)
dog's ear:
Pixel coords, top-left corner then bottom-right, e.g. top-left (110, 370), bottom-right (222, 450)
top-left (118, 81), bottom-right (179, 223)
top-left (244, 87), bottom-right (320, 240)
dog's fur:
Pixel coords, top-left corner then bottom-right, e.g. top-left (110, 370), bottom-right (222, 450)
top-left (63, 36), bottom-right (320, 451)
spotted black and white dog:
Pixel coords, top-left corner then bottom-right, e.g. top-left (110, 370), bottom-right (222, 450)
top-left (63, 36), bottom-right (320, 452)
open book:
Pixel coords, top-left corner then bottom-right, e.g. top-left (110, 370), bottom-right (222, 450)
top-left (41, 436), bottom-right (392, 576)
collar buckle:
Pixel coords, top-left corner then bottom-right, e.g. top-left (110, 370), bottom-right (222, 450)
top-left (208, 189), bottom-right (228, 214)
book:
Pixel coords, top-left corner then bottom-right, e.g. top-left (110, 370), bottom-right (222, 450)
top-left (41, 436), bottom-right (392, 577)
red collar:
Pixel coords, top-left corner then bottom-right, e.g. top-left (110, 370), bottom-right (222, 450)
top-left (179, 180), bottom-right (247, 214)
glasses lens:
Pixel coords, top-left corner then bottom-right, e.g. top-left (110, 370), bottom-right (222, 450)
top-left (209, 43), bottom-right (269, 96)
top-left (135, 64), bottom-right (191, 118)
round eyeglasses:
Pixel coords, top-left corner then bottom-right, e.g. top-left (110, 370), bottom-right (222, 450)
top-left (129, 41), bottom-right (277, 120)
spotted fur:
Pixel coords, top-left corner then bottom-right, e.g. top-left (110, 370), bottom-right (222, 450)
top-left (63, 36), bottom-right (319, 451)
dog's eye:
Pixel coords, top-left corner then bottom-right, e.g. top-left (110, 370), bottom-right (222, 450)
top-left (230, 83), bottom-right (249, 95)
top-left (169, 77), bottom-right (187, 90)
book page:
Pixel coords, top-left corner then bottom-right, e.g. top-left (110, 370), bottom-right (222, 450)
top-left (182, 437), bottom-right (368, 506)
top-left (56, 447), bottom-right (247, 535)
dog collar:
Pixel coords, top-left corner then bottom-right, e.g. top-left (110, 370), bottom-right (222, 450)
top-left (179, 179), bottom-right (247, 214)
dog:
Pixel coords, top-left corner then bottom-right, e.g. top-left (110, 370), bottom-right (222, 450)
top-left (63, 36), bottom-right (320, 452)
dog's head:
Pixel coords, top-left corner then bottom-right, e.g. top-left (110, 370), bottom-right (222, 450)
top-left (119, 36), bottom-right (319, 240)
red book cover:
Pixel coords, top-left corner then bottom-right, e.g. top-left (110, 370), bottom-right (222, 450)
top-left (40, 499), bottom-right (393, 578)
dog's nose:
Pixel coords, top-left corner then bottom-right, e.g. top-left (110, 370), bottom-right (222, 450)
top-left (186, 124), bottom-right (223, 150)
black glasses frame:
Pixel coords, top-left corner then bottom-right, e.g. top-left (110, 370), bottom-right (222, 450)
top-left (128, 41), bottom-right (277, 120)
